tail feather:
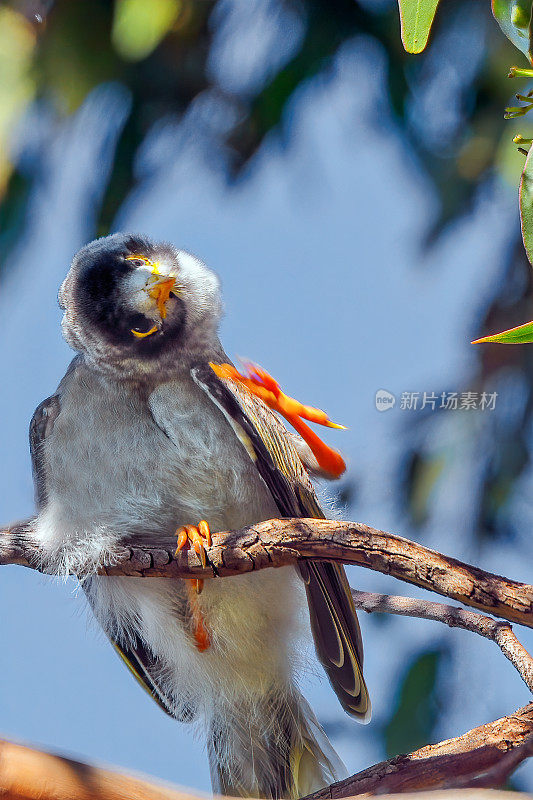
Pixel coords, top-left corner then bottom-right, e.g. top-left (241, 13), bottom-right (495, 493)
top-left (289, 693), bottom-right (347, 795)
top-left (299, 561), bottom-right (371, 720)
top-left (207, 689), bottom-right (346, 799)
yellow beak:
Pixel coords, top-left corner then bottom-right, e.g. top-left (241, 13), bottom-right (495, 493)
top-left (147, 276), bottom-right (176, 319)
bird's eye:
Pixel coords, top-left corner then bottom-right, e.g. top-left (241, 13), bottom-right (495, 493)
top-left (126, 258), bottom-right (146, 268)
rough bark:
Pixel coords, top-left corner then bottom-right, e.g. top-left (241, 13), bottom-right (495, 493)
top-left (303, 704), bottom-right (533, 798)
top-left (2, 517), bottom-right (533, 629)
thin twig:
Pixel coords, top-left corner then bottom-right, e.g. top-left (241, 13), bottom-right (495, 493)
top-left (351, 591), bottom-right (533, 693)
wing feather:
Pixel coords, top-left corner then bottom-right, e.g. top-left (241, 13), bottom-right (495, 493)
top-left (192, 363), bottom-right (370, 719)
top-left (30, 395), bottom-right (61, 508)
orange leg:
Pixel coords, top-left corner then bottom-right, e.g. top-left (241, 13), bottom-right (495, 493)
top-left (175, 520), bottom-right (212, 652)
top-left (185, 582), bottom-right (211, 652)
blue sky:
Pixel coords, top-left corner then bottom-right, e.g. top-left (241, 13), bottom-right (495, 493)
top-left (1, 37), bottom-right (532, 791)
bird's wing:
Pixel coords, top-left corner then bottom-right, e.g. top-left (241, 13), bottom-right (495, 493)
top-left (84, 584), bottom-right (195, 721)
top-left (103, 621), bottom-right (191, 720)
top-left (29, 366), bottom-right (186, 721)
top-left (191, 363), bottom-right (370, 719)
top-left (30, 394), bottom-right (62, 509)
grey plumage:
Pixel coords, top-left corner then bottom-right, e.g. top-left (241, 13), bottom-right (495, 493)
top-left (30, 233), bottom-right (369, 798)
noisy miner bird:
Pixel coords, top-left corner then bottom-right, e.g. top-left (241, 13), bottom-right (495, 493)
top-left (30, 233), bottom-right (370, 799)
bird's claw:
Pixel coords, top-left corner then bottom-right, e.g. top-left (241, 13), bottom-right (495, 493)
top-left (175, 521), bottom-right (212, 651)
top-left (175, 520), bottom-right (212, 593)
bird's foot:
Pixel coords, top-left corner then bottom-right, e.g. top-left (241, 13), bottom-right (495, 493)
top-left (209, 360), bottom-right (347, 478)
top-left (175, 520), bottom-right (212, 652)
top-left (175, 520), bottom-right (212, 594)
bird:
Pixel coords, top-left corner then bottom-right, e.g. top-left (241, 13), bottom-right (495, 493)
top-left (30, 232), bottom-right (370, 799)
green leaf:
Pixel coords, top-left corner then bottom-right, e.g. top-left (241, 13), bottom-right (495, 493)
top-left (520, 140), bottom-right (533, 263)
top-left (472, 320), bottom-right (533, 343)
top-left (492, 0), bottom-right (533, 62)
top-left (383, 648), bottom-right (444, 758)
top-left (397, 0), bottom-right (440, 54)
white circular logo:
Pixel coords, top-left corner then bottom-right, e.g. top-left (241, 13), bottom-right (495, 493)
top-left (375, 389), bottom-right (396, 412)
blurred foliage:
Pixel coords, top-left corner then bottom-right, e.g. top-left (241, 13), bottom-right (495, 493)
top-left (401, 448), bottom-right (445, 527)
top-left (470, 241), bottom-right (533, 541)
top-left (383, 647), bottom-right (446, 758)
top-left (1, 0), bottom-right (531, 253)
top-left (399, 235), bottom-right (533, 542)
top-left (386, 1), bottom-right (533, 545)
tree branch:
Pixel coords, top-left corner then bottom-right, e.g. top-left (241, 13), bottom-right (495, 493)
top-left (350, 591), bottom-right (533, 693)
top-left (0, 737), bottom-right (201, 800)
top-left (3, 520), bottom-right (533, 795)
top-left (2, 706), bottom-right (533, 800)
top-left (440, 733), bottom-right (533, 790)
top-left (2, 517), bottom-right (533, 629)
top-left (304, 703), bottom-right (533, 798)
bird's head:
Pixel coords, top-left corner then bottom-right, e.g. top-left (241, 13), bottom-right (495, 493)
top-left (59, 233), bottom-right (222, 377)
